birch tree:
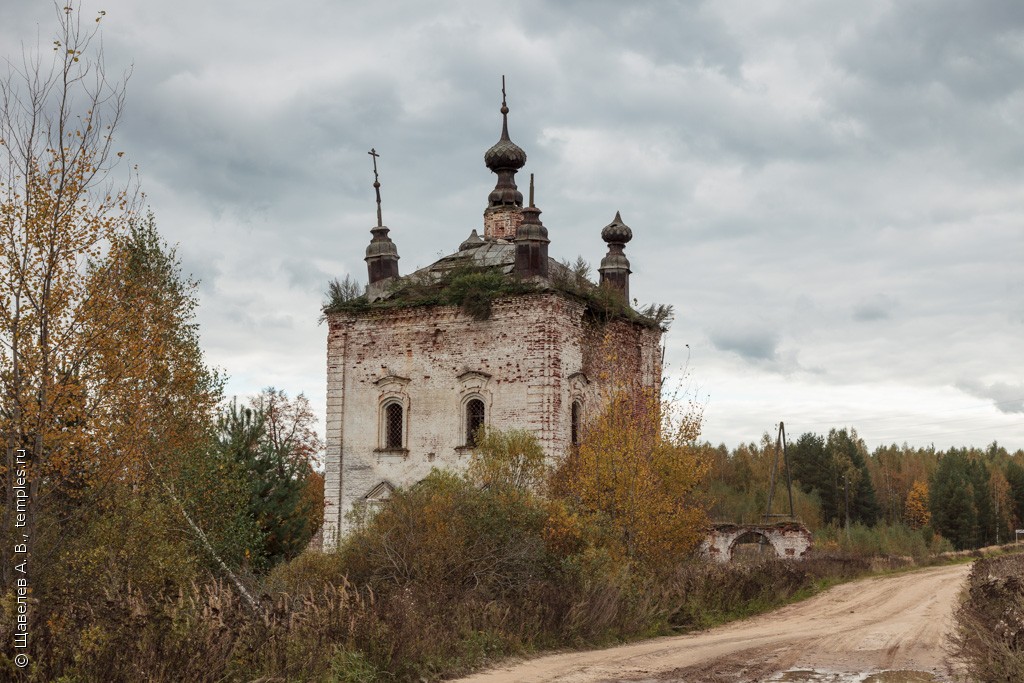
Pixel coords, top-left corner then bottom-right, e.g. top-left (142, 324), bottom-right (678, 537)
top-left (0, 2), bottom-right (134, 587)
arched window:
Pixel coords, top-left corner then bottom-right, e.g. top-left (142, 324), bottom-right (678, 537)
top-left (384, 401), bottom-right (404, 449)
top-left (466, 398), bottom-right (485, 446)
top-left (571, 400), bottom-right (582, 447)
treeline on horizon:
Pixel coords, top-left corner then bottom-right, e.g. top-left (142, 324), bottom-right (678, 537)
top-left (702, 427), bottom-right (1024, 551)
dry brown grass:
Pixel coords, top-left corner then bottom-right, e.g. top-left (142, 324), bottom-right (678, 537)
top-left (952, 552), bottom-right (1024, 682)
top-left (0, 576), bottom-right (376, 682)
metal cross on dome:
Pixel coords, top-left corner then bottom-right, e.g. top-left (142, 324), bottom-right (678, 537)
top-left (369, 147), bottom-right (383, 227)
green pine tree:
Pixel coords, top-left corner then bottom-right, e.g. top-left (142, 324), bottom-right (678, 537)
top-left (930, 449), bottom-right (978, 550)
top-left (217, 393), bottom-right (318, 569)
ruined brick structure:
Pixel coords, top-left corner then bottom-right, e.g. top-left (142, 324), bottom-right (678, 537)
top-left (322, 86), bottom-right (663, 545)
top-left (701, 523), bottom-right (813, 562)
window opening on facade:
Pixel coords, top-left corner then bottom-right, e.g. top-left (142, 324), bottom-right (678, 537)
top-left (384, 402), bottom-right (403, 449)
top-left (466, 398), bottom-right (485, 446)
top-left (571, 400), bottom-right (582, 446)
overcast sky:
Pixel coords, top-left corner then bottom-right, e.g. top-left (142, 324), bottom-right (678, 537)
top-left (5, 1), bottom-right (1023, 452)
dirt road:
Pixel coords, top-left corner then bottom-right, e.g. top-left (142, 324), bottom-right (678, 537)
top-left (455, 562), bottom-right (970, 683)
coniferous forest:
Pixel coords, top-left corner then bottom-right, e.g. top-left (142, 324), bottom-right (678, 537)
top-left (704, 430), bottom-right (1024, 554)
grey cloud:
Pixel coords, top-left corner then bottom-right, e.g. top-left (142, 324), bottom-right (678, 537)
top-left (827, 2), bottom-right (1024, 163)
top-left (852, 294), bottom-right (897, 322)
top-left (176, 247), bottom-right (223, 294)
top-left (707, 325), bottom-right (812, 377)
top-left (957, 379), bottom-right (1024, 414)
top-left (516, 0), bottom-right (744, 76)
top-left (709, 326), bottom-right (779, 363)
top-left (837, 1), bottom-right (1024, 102)
top-left (280, 256), bottom-right (334, 293)
top-left (220, 302), bottom-right (295, 332)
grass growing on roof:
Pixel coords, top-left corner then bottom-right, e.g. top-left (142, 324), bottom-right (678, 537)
top-left (323, 259), bottom-right (673, 330)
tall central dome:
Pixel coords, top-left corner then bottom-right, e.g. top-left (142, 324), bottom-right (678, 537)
top-left (484, 79), bottom-right (526, 209)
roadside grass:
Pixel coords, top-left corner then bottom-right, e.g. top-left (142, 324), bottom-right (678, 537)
top-left (8, 543), bottom-right (1007, 682)
top-left (664, 542), bottom-right (1024, 637)
top-left (951, 550), bottom-right (1024, 682)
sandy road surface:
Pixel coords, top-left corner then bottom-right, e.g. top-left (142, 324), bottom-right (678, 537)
top-left (455, 562), bottom-right (970, 683)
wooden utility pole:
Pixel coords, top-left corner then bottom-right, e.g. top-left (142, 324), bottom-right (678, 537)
top-left (764, 421), bottom-right (796, 522)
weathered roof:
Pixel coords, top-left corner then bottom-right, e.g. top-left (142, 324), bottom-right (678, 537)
top-left (372, 237), bottom-right (574, 301)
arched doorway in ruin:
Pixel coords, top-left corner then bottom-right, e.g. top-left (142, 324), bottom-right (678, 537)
top-left (729, 530), bottom-right (779, 562)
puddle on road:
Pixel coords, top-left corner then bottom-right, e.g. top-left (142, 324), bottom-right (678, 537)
top-left (770, 670), bottom-right (937, 683)
top-left (863, 672), bottom-right (938, 683)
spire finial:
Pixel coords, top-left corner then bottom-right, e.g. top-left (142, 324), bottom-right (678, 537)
top-left (369, 148), bottom-right (383, 227)
top-left (499, 75), bottom-right (511, 140)
top-left (529, 173), bottom-right (535, 208)
top-left (484, 76), bottom-right (527, 216)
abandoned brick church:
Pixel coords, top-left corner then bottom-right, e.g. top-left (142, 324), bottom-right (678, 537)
top-left (322, 86), bottom-right (665, 545)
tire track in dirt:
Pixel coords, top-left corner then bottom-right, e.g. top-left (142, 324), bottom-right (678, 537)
top-left (454, 563), bottom-right (970, 683)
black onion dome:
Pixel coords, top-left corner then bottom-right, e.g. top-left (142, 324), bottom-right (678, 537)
top-left (484, 137), bottom-right (528, 170)
top-left (601, 211), bottom-right (633, 244)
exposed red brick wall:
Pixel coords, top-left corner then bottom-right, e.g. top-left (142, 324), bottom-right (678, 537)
top-left (483, 206), bottom-right (524, 240)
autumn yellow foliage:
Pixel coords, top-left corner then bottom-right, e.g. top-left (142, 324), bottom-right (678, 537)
top-left (467, 427), bottom-right (548, 493)
top-left (553, 385), bottom-right (709, 572)
top-left (905, 480), bottom-right (931, 530)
